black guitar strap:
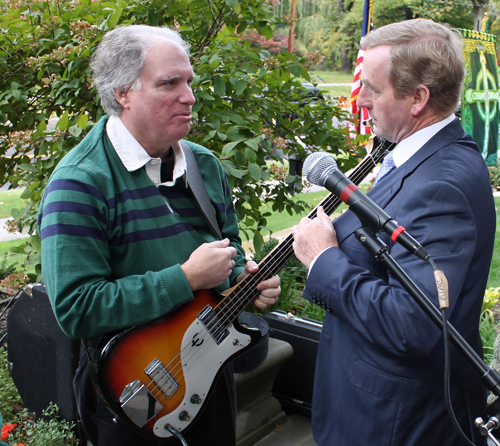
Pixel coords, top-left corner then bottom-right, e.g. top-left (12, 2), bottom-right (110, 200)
top-left (180, 140), bottom-right (223, 240)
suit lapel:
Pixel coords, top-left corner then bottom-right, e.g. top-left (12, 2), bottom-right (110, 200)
top-left (334, 118), bottom-right (466, 244)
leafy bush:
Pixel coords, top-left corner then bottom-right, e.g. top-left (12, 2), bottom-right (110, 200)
top-left (0, 0), bottom-right (364, 282)
top-left (0, 347), bottom-right (78, 446)
top-left (0, 347), bottom-right (21, 422)
top-left (480, 312), bottom-right (497, 366)
top-left (482, 287), bottom-right (500, 319)
top-left (489, 163), bottom-right (500, 190)
top-left (0, 257), bottom-right (17, 283)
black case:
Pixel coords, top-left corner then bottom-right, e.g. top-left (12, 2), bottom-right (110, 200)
top-left (7, 283), bottom-right (81, 423)
top-left (263, 310), bottom-right (322, 416)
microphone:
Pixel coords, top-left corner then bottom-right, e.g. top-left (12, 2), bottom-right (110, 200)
top-left (303, 152), bottom-right (430, 261)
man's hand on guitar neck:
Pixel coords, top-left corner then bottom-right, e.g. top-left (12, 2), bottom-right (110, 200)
top-left (181, 238), bottom-right (280, 309)
top-left (236, 262), bottom-right (281, 310)
top-left (292, 206), bottom-right (338, 270)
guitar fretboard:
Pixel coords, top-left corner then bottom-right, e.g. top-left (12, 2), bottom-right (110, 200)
top-left (215, 140), bottom-right (395, 326)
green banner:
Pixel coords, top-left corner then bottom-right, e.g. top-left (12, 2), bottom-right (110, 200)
top-left (460, 29), bottom-right (499, 166)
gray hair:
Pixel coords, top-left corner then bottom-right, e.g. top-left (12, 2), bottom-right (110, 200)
top-left (90, 25), bottom-right (190, 115)
top-left (361, 19), bottom-right (464, 116)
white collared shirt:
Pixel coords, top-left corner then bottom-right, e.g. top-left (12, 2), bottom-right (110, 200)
top-left (391, 114), bottom-right (455, 168)
top-left (106, 115), bottom-right (187, 187)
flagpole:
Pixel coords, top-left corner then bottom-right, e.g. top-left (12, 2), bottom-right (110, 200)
top-left (348, 0), bottom-right (373, 135)
top-left (288, 0), bottom-right (297, 53)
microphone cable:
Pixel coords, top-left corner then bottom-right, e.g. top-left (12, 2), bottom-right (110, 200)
top-left (429, 256), bottom-right (477, 446)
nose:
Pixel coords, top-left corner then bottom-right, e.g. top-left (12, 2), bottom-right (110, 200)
top-left (180, 84), bottom-right (196, 105)
top-left (356, 83), bottom-right (369, 109)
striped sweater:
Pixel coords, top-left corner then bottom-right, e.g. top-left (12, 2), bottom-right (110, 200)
top-left (38, 116), bottom-right (246, 339)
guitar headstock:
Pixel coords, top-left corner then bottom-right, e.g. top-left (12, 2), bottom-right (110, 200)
top-left (368, 136), bottom-right (396, 166)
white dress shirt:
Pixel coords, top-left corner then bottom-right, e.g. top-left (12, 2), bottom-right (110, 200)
top-left (105, 115), bottom-right (187, 187)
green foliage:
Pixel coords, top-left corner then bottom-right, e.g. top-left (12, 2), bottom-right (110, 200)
top-left (21, 403), bottom-right (79, 446)
top-left (250, 237), bottom-right (326, 321)
top-left (0, 0), bottom-right (361, 279)
top-left (483, 287), bottom-right (500, 319)
top-left (482, 287), bottom-right (500, 366)
top-left (0, 347), bottom-right (78, 445)
top-left (489, 163), bottom-right (500, 190)
top-left (0, 255), bottom-right (17, 282)
top-left (480, 312), bottom-right (498, 366)
top-left (488, 198), bottom-right (500, 291)
top-left (0, 347), bottom-right (21, 422)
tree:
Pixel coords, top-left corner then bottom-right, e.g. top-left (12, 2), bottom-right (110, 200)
top-left (275, 0), bottom-right (492, 71)
top-left (0, 0), bottom-right (362, 281)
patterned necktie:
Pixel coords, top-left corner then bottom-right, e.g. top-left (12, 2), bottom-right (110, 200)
top-left (374, 151), bottom-right (396, 185)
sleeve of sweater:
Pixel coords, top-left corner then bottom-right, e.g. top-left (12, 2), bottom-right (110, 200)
top-left (39, 165), bottom-right (198, 339)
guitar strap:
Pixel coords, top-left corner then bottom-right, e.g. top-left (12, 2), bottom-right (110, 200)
top-left (180, 140), bottom-right (223, 240)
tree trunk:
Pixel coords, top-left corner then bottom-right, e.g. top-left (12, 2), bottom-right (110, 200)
top-left (340, 46), bottom-right (352, 73)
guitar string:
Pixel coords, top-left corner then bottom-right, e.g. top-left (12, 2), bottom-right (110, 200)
top-left (214, 142), bottom-right (395, 328)
top-left (140, 142), bottom-right (394, 408)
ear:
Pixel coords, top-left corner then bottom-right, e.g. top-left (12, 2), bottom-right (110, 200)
top-left (114, 88), bottom-right (130, 109)
top-left (410, 85), bottom-right (431, 116)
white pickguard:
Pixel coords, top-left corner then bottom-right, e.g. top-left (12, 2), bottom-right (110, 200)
top-left (153, 318), bottom-right (251, 437)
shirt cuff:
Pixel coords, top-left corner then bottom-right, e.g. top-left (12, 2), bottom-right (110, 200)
top-left (308, 246), bottom-right (335, 277)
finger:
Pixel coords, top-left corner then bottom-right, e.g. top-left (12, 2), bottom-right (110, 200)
top-left (317, 206), bottom-right (332, 225)
top-left (256, 275), bottom-right (281, 291)
top-left (255, 294), bottom-right (279, 308)
top-left (245, 260), bottom-right (258, 274)
top-left (227, 246), bottom-right (237, 259)
top-left (207, 238), bottom-right (230, 250)
top-left (299, 216), bottom-right (311, 227)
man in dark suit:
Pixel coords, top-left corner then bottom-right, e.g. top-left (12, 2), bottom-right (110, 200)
top-left (292, 19), bottom-right (495, 446)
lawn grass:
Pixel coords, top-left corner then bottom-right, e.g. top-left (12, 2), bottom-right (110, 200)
top-left (311, 70), bottom-right (353, 99)
top-left (0, 189), bottom-right (24, 218)
top-left (251, 189), bottom-right (331, 237)
top-left (311, 71), bottom-right (354, 84)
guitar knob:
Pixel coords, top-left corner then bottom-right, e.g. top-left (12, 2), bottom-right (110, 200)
top-left (191, 394), bottom-right (202, 404)
top-left (179, 411), bottom-right (190, 422)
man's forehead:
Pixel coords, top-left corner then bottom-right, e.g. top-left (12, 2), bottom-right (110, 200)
top-left (144, 41), bottom-right (194, 75)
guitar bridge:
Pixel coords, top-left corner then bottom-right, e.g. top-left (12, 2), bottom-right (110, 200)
top-left (198, 305), bottom-right (229, 344)
top-left (119, 380), bottom-right (162, 428)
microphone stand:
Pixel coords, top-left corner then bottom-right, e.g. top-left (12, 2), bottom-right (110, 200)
top-left (354, 225), bottom-right (500, 443)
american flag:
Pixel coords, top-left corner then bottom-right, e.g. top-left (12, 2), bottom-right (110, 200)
top-left (348, 0), bottom-right (372, 134)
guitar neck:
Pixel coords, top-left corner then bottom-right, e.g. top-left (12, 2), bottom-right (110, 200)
top-left (215, 140), bottom-right (394, 325)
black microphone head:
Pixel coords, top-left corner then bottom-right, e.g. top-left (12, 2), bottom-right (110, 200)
top-left (303, 152), bottom-right (338, 186)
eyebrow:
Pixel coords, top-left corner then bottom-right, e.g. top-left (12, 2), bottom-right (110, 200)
top-left (157, 73), bottom-right (195, 84)
top-left (158, 75), bottom-right (181, 83)
top-left (360, 78), bottom-right (379, 93)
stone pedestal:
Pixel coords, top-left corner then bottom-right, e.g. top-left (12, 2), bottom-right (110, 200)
top-left (235, 337), bottom-right (293, 446)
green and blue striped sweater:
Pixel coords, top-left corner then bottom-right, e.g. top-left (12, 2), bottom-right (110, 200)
top-left (38, 116), bottom-right (247, 339)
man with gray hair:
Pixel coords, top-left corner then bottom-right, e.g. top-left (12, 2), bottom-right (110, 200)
top-left (292, 19), bottom-right (494, 445)
top-left (38, 24), bottom-right (281, 445)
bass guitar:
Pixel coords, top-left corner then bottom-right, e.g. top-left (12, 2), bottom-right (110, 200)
top-left (90, 137), bottom-right (394, 440)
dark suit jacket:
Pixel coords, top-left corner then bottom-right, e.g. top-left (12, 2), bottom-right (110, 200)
top-left (304, 118), bottom-right (495, 446)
